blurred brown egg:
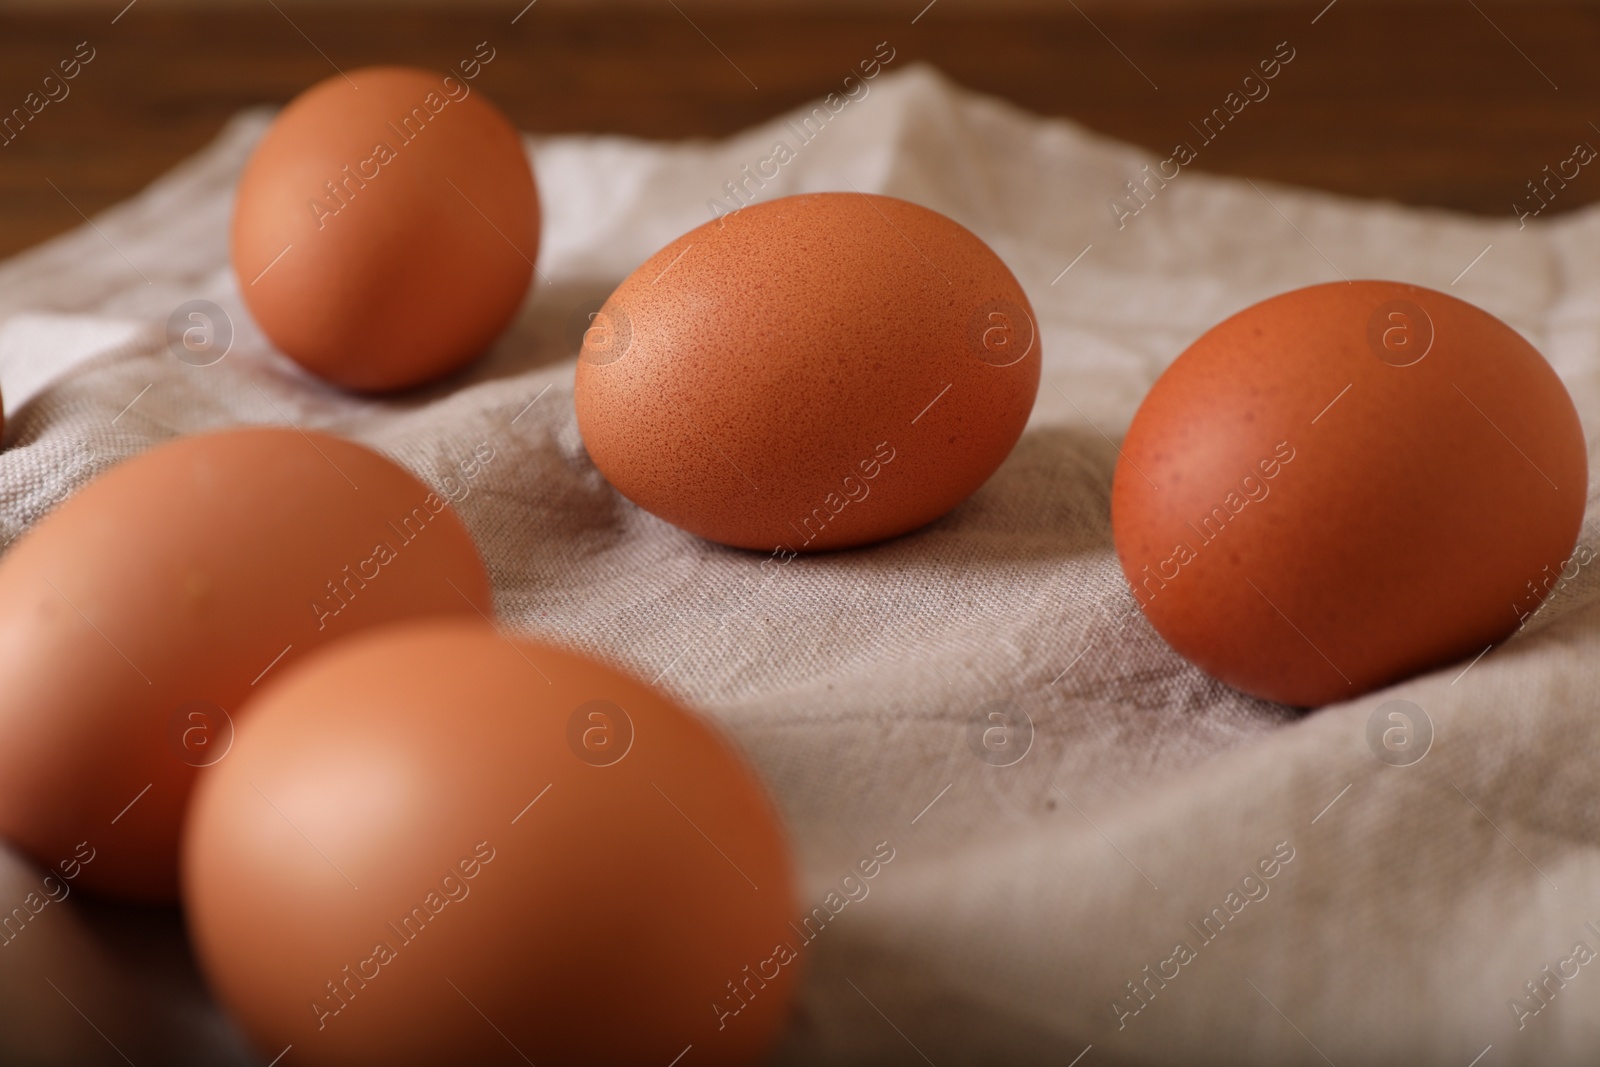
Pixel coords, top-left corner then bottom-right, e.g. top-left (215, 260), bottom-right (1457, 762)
top-left (232, 66), bottom-right (539, 392)
top-left (1112, 280), bottom-right (1588, 706)
top-left (574, 192), bottom-right (1041, 552)
top-left (0, 428), bottom-right (491, 900)
top-left (183, 618), bottom-right (799, 1067)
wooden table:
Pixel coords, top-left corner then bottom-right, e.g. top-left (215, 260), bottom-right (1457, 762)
top-left (1, 2), bottom-right (1597, 261)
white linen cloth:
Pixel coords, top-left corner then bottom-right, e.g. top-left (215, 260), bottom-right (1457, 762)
top-left (2, 64), bottom-right (1599, 1065)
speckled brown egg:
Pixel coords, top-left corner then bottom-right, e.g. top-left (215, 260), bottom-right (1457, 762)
top-left (1112, 280), bottom-right (1588, 707)
top-left (573, 193), bottom-right (1041, 552)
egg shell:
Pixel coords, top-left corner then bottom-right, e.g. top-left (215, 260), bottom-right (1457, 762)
top-left (182, 618), bottom-right (799, 1066)
top-left (574, 192), bottom-right (1041, 552)
top-left (232, 66), bottom-right (539, 392)
top-left (0, 428), bottom-right (491, 900)
top-left (1112, 280), bottom-right (1588, 706)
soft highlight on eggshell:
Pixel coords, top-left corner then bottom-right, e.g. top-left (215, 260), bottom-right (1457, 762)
top-left (232, 66), bottom-right (539, 392)
top-left (0, 428), bottom-right (492, 899)
top-left (183, 618), bottom-right (799, 1067)
top-left (574, 192), bottom-right (1041, 552)
top-left (1112, 280), bottom-right (1588, 707)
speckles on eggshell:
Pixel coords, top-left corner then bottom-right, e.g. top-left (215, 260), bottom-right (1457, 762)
top-left (574, 192), bottom-right (1041, 552)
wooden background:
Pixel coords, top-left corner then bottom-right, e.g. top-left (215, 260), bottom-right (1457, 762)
top-left (1, 1), bottom-right (1598, 260)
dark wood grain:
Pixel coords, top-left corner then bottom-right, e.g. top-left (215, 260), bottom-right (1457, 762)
top-left (1, 1), bottom-right (1598, 261)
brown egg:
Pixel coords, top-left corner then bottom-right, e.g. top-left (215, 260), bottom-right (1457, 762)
top-left (232, 66), bottom-right (538, 392)
top-left (1112, 280), bottom-right (1588, 706)
top-left (183, 618), bottom-right (799, 1067)
top-left (0, 428), bottom-right (491, 900)
top-left (574, 192), bottom-right (1041, 552)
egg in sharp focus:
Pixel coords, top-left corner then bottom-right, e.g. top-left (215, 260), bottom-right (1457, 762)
top-left (1112, 280), bottom-right (1588, 706)
top-left (573, 192), bottom-right (1042, 552)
